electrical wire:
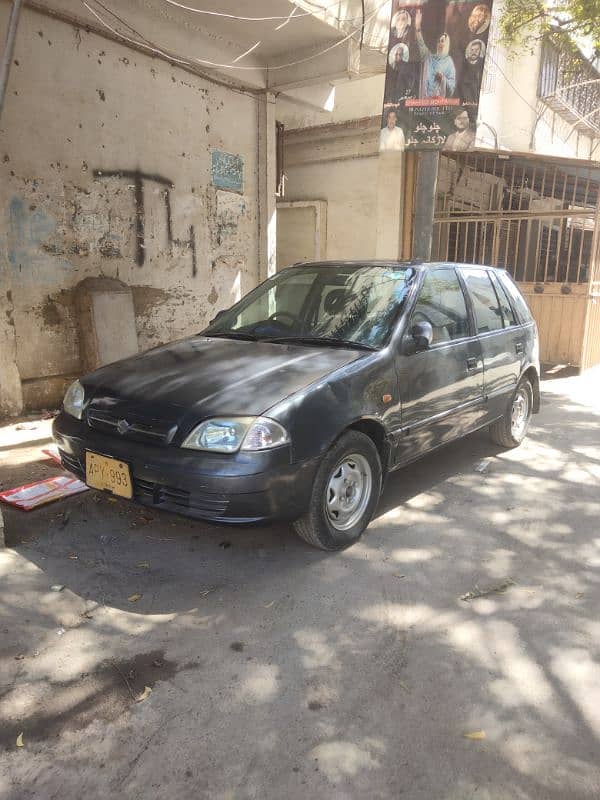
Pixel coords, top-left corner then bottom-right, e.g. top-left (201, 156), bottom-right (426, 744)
top-left (160, 0), bottom-right (381, 24)
top-left (485, 51), bottom-right (554, 133)
top-left (83, 1), bottom-right (193, 65)
top-left (81, 0), bottom-right (577, 147)
top-left (83, 0), bottom-right (389, 72)
top-left (95, 0), bottom-right (183, 51)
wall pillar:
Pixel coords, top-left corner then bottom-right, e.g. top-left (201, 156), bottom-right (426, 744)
top-left (0, 288), bottom-right (22, 417)
top-left (375, 151), bottom-right (404, 260)
top-left (258, 91), bottom-right (277, 279)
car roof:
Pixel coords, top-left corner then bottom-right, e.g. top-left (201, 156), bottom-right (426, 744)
top-left (287, 260), bottom-right (507, 273)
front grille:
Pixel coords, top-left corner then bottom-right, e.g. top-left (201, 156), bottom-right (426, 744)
top-left (87, 408), bottom-right (177, 446)
top-left (58, 450), bottom-right (229, 519)
top-left (134, 478), bottom-right (229, 516)
top-left (60, 451), bottom-right (84, 478)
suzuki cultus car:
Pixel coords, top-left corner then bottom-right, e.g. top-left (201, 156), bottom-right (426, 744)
top-left (54, 261), bottom-right (540, 550)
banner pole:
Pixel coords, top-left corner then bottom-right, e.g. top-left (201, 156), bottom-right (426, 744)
top-left (412, 149), bottom-right (439, 261)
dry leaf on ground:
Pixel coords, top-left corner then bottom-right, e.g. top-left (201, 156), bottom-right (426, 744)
top-left (137, 685), bottom-right (152, 702)
top-left (463, 730), bottom-right (486, 740)
top-left (461, 578), bottom-right (515, 601)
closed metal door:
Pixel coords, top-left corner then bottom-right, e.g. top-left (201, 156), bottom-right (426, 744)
top-left (461, 268), bottom-right (522, 419)
top-left (393, 268), bottom-right (485, 464)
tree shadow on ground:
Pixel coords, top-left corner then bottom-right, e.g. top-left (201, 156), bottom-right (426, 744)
top-left (1, 381), bottom-right (600, 798)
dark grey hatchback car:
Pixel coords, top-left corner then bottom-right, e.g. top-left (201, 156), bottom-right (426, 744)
top-left (53, 261), bottom-right (540, 550)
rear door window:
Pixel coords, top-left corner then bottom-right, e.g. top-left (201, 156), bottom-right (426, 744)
top-left (411, 268), bottom-right (470, 344)
top-left (463, 270), bottom-right (504, 334)
top-left (498, 273), bottom-right (534, 324)
top-left (489, 272), bottom-right (517, 327)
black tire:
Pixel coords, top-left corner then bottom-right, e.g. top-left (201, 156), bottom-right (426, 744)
top-left (489, 378), bottom-right (533, 448)
top-left (293, 431), bottom-right (382, 551)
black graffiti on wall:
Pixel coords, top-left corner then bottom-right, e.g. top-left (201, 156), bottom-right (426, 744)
top-left (94, 169), bottom-right (196, 275)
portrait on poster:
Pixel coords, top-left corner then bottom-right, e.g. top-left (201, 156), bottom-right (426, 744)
top-left (380, 0), bottom-right (494, 152)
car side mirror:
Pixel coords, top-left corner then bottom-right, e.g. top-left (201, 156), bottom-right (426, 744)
top-left (410, 321), bottom-right (433, 351)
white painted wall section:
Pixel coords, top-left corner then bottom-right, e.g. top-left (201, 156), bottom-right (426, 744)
top-left (0, 5), bottom-right (261, 413)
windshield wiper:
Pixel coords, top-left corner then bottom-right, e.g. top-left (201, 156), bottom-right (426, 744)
top-left (261, 336), bottom-right (376, 352)
top-left (206, 331), bottom-right (258, 341)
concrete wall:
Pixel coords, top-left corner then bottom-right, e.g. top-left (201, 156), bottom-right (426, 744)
top-left (0, 5), bottom-right (261, 415)
top-left (477, 37), bottom-right (539, 152)
top-left (276, 74), bottom-right (384, 131)
top-left (280, 119), bottom-right (382, 262)
top-left (282, 159), bottom-right (379, 261)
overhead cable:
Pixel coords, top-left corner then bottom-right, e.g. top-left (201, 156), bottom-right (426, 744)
top-left (83, 0), bottom-right (389, 72)
top-left (160, 0), bottom-right (381, 25)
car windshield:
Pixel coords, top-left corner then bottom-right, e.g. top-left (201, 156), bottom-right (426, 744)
top-left (204, 264), bottom-right (416, 349)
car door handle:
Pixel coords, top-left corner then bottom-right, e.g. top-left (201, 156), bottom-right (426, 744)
top-left (515, 342), bottom-right (524, 355)
top-left (466, 357), bottom-right (478, 370)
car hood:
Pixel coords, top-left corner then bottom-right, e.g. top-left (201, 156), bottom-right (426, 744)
top-left (83, 335), bottom-right (363, 434)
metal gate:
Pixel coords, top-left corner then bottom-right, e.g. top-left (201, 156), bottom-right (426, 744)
top-left (432, 152), bottom-right (599, 282)
top-left (431, 152), bottom-right (600, 365)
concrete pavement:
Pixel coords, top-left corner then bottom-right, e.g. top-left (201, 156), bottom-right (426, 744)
top-left (1, 367), bottom-right (599, 799)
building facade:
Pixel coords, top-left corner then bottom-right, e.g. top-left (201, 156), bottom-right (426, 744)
top-left (0, 0), bottom-right (389, 416)
top-left (277, 4), bottom-right (600, 369)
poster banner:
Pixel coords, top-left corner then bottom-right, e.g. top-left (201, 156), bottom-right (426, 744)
top-left (379, 0), bottom-right (493, 152)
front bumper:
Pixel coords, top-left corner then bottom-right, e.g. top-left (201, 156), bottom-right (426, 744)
top-left (52, 412), bottom-right (319, 524)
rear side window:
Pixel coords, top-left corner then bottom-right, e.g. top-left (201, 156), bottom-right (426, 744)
top-left (411, 268), bottom-right (470, 344)
top-left (463, 270), bottom-right (503, 334)
top-left (498, 273), bottom-right (534, 324)
top-left (489, 272), bottom-right (517, 327)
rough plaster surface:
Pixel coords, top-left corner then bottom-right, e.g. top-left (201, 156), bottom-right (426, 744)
top-left (0, 6), bottom-right (260, 412)
top-left (0, 368), bottom-right (599, 798)
top-left (0, 289), bottom-right (23, 416)
top-left (282, 158), bottom-right (379, 261)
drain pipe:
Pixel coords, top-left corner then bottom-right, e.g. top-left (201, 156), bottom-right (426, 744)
top-left (0, 0), bottom-right (23, 122)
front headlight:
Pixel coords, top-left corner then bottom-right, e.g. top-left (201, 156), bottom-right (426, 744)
top-left (63, 380), bottom-right (85, 419)
top-left (182, 417), bottom-right (290, 453)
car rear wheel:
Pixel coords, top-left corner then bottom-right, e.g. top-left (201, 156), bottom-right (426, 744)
top-left (489, 378), bottom-right (533, 448)
top-left (293, 431), bottom-right (382, 551)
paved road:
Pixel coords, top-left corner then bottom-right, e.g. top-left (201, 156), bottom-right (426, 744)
top-left (1, 368), bottom-right (599, 799)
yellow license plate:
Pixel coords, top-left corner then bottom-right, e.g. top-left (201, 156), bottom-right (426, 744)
top-left (85, 451), bottom-right (133, 499)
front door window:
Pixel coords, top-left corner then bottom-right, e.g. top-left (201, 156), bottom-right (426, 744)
top-left (410, 268), bottom-right (470, 344)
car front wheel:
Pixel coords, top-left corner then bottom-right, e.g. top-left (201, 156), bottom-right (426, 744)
top-left (489, 378), bottom-right (533, 448)
top-left (293, 431), bottom-right (382, 551)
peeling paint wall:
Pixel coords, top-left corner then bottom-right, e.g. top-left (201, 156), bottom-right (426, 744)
top-left (0, 6), bottom-right (260, 414)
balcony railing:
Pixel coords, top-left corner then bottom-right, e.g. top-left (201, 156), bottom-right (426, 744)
top-left (538, 40), bottom-right (600, 136)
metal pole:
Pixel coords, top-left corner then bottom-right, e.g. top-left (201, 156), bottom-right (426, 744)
top-left (0, 0), bottom-right (23, 121)
top-left (412, 150), bottom-right (440, 261)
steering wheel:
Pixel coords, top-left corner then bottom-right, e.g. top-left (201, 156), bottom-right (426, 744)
top-left (267, 311), bottom-right (300, 329)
